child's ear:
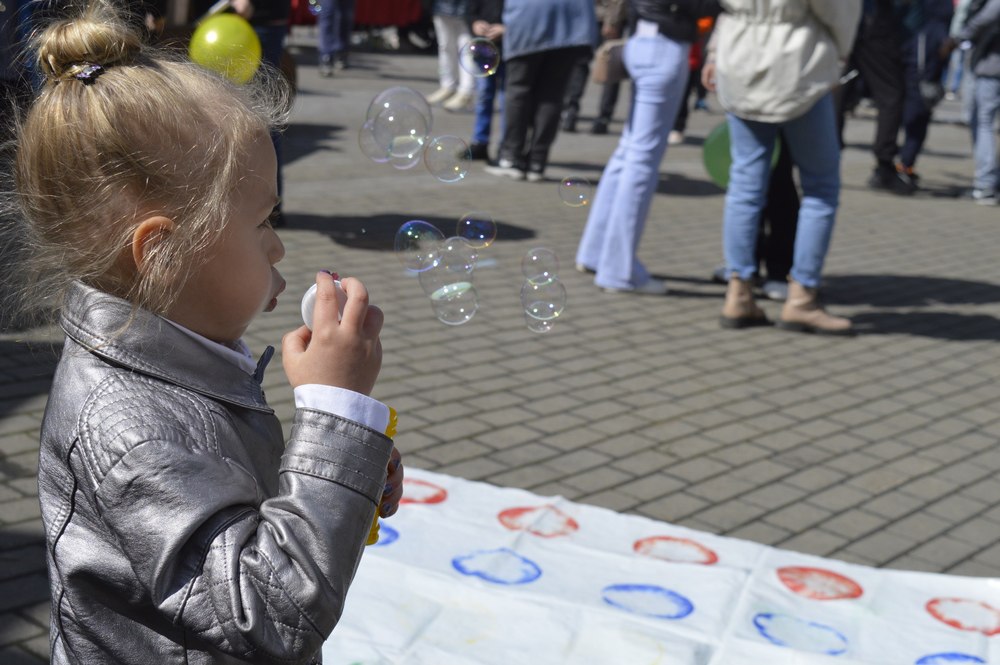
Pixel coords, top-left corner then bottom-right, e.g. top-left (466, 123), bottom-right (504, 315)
top-left (131, 216), bottom-right (176, 271)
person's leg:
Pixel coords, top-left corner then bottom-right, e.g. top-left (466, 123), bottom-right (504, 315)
top-left (431, 14), bottom-right (459, 96)
top-left (317, 0), bottom-right (340, 71)
top-left (560, 49), bottom-right (590, 132)
top-left (761, 129), bottom-right (799, 284)
top-left (588, 35), bottom-right (689, 290)
top-left (254, 25), bottom-right (288, 221)
top-left (336, 0), bottom-right (356, 66)
top-left (972, 76), bottom-right (1000, 197)
top-left (525, 46), bottom-right (590, 176)
top-left (779, 94), bottom-right (841, 288)
top-left (723, 115), bottom-right (779, 282)
top-left (853, 22), bottom-right (907, 189)
top-left (898, 38), bottom-right (931, 174)
top-left (472, 73), bottom-right (497, 146)
top-left (491, 53), bottom-right (539, 173)
top-left (452, 16), bottom-right (475, 96)
top-left (671, 70), bottom-right (696, 136)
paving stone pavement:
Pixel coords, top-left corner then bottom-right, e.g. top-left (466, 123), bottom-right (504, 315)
top-left (1, 41), bottom-right (999, 662)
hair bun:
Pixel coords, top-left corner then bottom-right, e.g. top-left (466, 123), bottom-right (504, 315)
top-left (36, 3), bottom-right (144, 82)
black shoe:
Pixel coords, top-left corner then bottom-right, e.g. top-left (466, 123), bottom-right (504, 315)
top-left (590, 118), bottom-right (609, 135)
top-left (561, 110), bottom-right (578, 133)
top-left (867, 164), bottom-right (915, 196)
top-left (468, 142), bottom-right (490, 161)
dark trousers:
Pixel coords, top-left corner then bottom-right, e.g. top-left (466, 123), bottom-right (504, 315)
top-left (499, 45), bottom-right (590, 172)
top-left (563, 52), bottom-right (622, 121)
top-left (758, 130), bottom-right (799, 281)
top-left (835, 14), bottom-right (904, 167)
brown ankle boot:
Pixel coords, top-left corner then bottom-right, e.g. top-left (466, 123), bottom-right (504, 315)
top-left (777, 280), bottom-right (853, 335)
top-left (720, 275), bottom-right (769, 329)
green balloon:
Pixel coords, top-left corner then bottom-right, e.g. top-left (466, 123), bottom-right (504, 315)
top-left (702, 121), bottom-right (781, 190)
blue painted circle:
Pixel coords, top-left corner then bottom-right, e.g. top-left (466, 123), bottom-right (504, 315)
top-left (451, 548), bottom-right (542, 585)
top-left (753, 612), bottom-right (849, 656)
top-left (915, 654), bottom-right (986, 665)
top-left (370, 522), bottom-right (398, 547)
top-left (601, 584), bottom-right (694, 620)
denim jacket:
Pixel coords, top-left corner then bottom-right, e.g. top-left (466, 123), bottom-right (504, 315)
top-left (502, 0), bottom-right (598, 60)
top-left (39, 281), bottom-right (393, 664)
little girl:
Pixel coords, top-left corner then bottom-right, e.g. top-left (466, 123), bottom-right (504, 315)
top-left (13, 2), bottom-right (403, 663)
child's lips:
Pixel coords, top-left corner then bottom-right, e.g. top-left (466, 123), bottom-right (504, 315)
top-left (265, 278), bottom-right (286, 312)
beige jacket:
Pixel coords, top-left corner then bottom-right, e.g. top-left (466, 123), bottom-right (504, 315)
top-left (715, 0), bottom-right (861, 123)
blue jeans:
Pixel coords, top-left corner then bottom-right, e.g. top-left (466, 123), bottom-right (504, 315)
top-left (575, 33), bottom-right (689, 290)
top-left (723, 94), bottom-right (840, 289)
top-left (472, 61), bottom-right (505, 146)
top-left (971, 76), bottom-right (1000, 194)
top-left (318, 0), bottom-right (355, 59)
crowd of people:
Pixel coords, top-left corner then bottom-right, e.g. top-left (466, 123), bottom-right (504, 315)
top-left (0, 1), bottom-right (997, 662)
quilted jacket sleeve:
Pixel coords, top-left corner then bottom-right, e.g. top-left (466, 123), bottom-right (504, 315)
top-left (83, 376), bottom-right (392, 664)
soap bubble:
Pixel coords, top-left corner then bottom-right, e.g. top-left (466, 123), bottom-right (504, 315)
top-left (521, 278), bottom-right (567, 334)
top-left (460, 38), bottom-right (501, 78)
top-left (456, 211), bottom-right (497, 248)
top-left (423, 278), bottom-right (479, 326)
top-left (395, 220), bottom-right (445, 272)
top-left (424, 135), bottom-right (471, 183)
top-left (521, 247), bottom-right (560, 283)
top-left (373, 103), bottom-right (429, 160)
top-left (417, 237), bottom-right (477, 289)
top-left (559, 176), bottom-right (593, 207)
top-left (307, 0), bottom-right (321, 16)
top-left (366, 86), bottom-right (433, 134)
top-left (358, 120), bottom-right (390, 163)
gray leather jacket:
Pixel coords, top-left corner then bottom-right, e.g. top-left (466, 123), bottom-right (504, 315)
top-left (39, 282), bottom-right (393, 664)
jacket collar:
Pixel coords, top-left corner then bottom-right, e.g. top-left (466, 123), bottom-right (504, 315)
top-left (60, 281), bottom-right (274, 412)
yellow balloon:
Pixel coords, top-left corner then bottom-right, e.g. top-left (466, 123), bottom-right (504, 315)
top-left (189, 13), bottom-right (262, 84)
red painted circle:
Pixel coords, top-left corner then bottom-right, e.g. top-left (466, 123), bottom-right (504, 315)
top-left (399, 478), bottom-right (448, 505)
top-left (776, 566), bottom-right (864, 601)
top-left (633, 536), bottom-right (719, 565)
top-left (926, 597), bottom-right (1000, 636)
top-left (497, 505), bottom-right (579, 538)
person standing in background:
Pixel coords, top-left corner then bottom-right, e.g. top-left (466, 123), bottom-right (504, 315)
top-left (575, 0), bottom-right (721, 294)
top-left (317, 0), bottom-right (355, 76)
top-left (467, 0), bottom-right (505, 161)
top-left (484, 0), bottom-right (597, 182)
top-left (714, 0), bottom-right (861, 334)
top-left (428, 0), bottom-right (477, 111)
top-left (560, 0), bottom-right (623, 134)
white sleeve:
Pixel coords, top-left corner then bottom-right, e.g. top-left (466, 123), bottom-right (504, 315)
top-left (294, 385), bottom-right (390, 433)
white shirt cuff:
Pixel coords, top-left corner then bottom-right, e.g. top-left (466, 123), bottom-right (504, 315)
top-left (293, 385), bottom-right (390, 434)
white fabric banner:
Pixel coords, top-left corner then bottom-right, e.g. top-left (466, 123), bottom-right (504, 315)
top-left (323, 468), bottom-right (1000, 664)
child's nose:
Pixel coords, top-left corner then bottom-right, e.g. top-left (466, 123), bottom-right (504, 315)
top-left (270, 233), bottom-right (285, 264)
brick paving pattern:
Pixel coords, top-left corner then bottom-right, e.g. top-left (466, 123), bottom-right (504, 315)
top-left (1, 41), bottom-right (998, 662)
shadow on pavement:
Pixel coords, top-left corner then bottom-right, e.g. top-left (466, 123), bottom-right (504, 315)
top-left (823, 274), bottom-right (1000, 307)
top-left (283, 121), bottom-right (348, 167)
top-left (850, 311), bottom-right (1000, 341)
top-left (284, 212), bottom-right (535, 250)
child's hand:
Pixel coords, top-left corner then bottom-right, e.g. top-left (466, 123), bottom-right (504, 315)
top-left (282, 272), bottom-right (383, 394)
top-left (379, 447), bottom-right (404, 518)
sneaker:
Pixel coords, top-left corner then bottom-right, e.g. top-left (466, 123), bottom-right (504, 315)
top-left (334, 55), bottom-right (349, 71)
top-left (426, 87), bottom-right (456, 105)
top-left (867, 164), bottom-right (916, 195)
top-left (443, 91), bottom-right (474, 112)
top-left (711, 264), bottom-right (728, 284)
top-left (319, 57), bottom-right (335, 78)
top-left (693, 98), bottom-right (709, 111)
top-left (575, 263), bottom-right (596, 274)
top-left (897, 164), bottom-right (920, 191)
top-left (468, 142), bottom-right (490, 161)
top-left (484, 159), bottom-right (526, 180)
top-left (601, 277), bottom-right (669, 295)
top-left (668, 130), bottom-right (684, 145)
top-left (526, 171), bottom-right (545, 183)
top-left (971, 188), bottom-right (999, 205)
top-left (590, 118), bottom-right (609, 135)
top-left (761, 279), bottom-right (788, 301)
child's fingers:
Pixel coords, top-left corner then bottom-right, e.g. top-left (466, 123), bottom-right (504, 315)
top-left (362, 305), bottom-right (385, 337)
top-left (310, 271), bottom-right (343, 329)
top-left (281, 325), bottom-right (311, 356)
top-left (338, 277), bottom-right (371, 328)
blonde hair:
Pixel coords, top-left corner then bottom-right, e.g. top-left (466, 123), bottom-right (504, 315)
top-left (9, 0), bottom-right (290, 323)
